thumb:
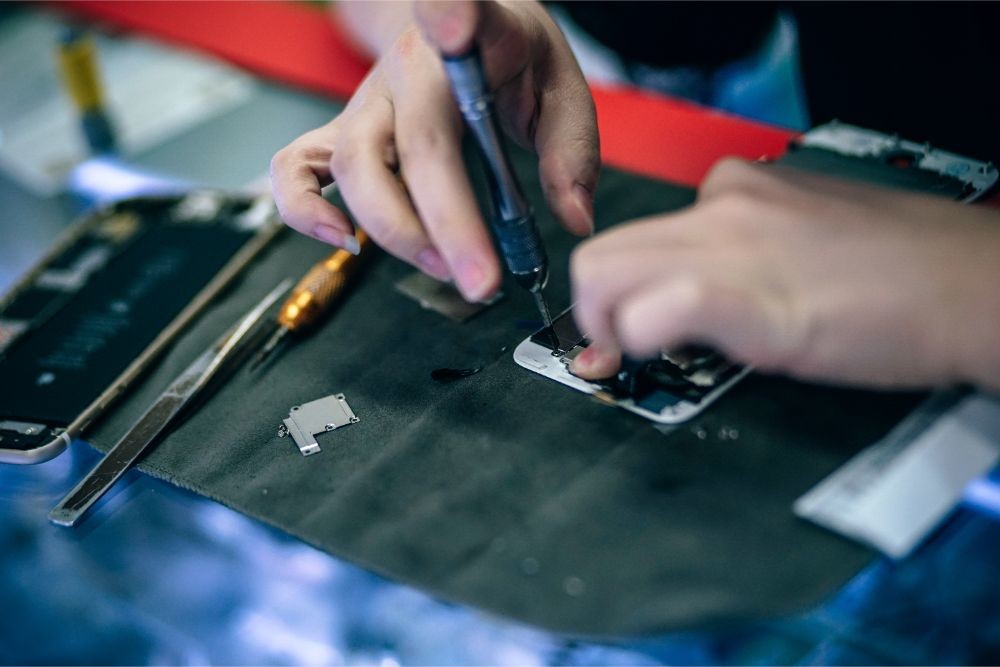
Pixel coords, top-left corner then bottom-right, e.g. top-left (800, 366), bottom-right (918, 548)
top-left (530, 18), bottom-right (600, 237)
top-left (418, 0), bottom-right (601, 236)
top-left (414, 0), bottom-right (481, 56)
top-left (535, 72), bottom-right (600, 237)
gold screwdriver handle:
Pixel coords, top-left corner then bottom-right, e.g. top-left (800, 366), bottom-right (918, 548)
top-left (277, 230), bottom-right (370, 332)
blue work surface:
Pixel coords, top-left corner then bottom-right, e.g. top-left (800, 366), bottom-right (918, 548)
top-left (3, 444), bottom-right (1000, 664)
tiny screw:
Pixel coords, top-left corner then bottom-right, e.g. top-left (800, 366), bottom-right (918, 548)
top-left (350, 417), bottom-right (360, 424)
top-left (291, 406), bottom-right (299, 411)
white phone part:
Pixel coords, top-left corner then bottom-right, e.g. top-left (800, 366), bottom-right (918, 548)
top-left (795, 121), bottom-right (999, 202)
top-left (513, 309), bottom-right (750, 424)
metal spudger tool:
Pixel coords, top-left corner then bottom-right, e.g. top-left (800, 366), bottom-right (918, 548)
top-left (442, 48), bottom-right (555, 330)
top-left (49, 279), bottom-right (292, 527)
top-left (251, 229), bottom-right (372, 369)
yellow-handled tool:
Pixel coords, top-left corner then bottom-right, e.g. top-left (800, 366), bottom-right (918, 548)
top-left (56, 26), bottom-right (117, 155)
top-left (251, 230), bottom-right (371, 369)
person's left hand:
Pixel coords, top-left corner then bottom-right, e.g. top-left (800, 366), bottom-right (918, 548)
top-left (269, 0), bottom-right (598, 303)
top-left (569, 158), bottom-right (1000, 390)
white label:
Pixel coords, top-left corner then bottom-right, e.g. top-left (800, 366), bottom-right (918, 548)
top-left (795, 393), bottom-right (1000, 559)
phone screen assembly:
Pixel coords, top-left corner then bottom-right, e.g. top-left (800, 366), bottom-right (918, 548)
top-left (514, 309), bottom-right (750, 424)
top-left (0, 191), bottom-right (282, 463)
top-left (514, 122), bottom-right (998, 424)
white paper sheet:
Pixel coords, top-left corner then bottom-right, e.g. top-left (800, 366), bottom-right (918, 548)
top-left (795, 392), bottom-right (1000, 559)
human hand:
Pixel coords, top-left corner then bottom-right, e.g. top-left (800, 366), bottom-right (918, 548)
top-left (569, 158), bottom-right (1000, 390)
top-left (270, 0), bottom-right (598, 302)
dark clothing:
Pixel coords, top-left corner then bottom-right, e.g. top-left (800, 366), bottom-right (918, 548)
top-left (556, 2), bottom-right (1000, 162)
top-left (560, 2), bottom-right (779, 70)
top-left (794, 3), bottom-right (1000, 163)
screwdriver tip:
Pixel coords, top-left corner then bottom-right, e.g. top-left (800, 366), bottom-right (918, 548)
top-left (532, 289), bottom-right (560, 350)
top-left (533, 290), bottom-right (554, 329)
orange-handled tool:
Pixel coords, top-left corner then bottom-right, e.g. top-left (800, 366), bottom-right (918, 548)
top-left (251, 230), bottom-right (371, 369)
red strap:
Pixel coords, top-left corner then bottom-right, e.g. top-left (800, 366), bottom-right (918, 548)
top-left (53, 1), bottom-right (372, 99)
top-left (53, 0), bottom-right (796, 187)
top-left (591, 85), bottom-right (793, 184)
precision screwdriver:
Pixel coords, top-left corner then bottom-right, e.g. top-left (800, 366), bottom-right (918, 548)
top-left (441, 47), bottom-right (555, 331)
top-left (251, 230), bottom-right (371, 369)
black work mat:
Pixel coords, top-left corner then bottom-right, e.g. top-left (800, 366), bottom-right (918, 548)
top-left (87, 151), bottom-right (920, 637)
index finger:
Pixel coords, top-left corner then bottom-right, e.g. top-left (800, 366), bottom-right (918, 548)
top-left (270, 124), bottom-right (357, 248)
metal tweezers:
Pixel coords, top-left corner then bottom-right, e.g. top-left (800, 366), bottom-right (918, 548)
top-left (49, 279), bottom-right (292, 527)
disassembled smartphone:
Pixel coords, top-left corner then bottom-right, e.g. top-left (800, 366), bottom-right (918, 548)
top-left (514, 309), bottom-right (749, 424)
top-left (0, 191), bottom-right (282, 464)
top-left (514, 122), bottom-right (998, 424)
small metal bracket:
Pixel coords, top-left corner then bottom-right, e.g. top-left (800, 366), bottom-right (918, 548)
top-left (277, 393), bottom-right (359, 456)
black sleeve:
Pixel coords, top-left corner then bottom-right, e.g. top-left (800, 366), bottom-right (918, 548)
top-left (791, 1), bottom-right (1000, 162)
top-left (551, 1), bottom-right (778, 70)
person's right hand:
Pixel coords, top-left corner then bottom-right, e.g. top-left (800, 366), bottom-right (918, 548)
top-left (568, 159), bottom-right (1000, 391)
top-left (270, 0), bottom-right (599, 302)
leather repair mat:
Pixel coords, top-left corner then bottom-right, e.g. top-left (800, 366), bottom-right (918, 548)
top-left (87, 149), bottom-right (920, 637)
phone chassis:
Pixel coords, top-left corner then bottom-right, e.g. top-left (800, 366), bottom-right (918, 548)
top-left (0, 191), bottom-right (282, 464)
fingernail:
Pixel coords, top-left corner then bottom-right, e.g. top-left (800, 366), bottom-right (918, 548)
top-left (314, 224), bottom-right (344, 246)
top-left (455, 256), bottom-right (489, 302)
top-left (342, 234), bottom-right (362, 256)
top-left (417, 247), bottom-right (450, 280)
top-left (569, 346), bottom-right (595, 375)
top-left (419, 2), bottom-right (476, 55)
top-left (573, 183), bottom-right (595, 236)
